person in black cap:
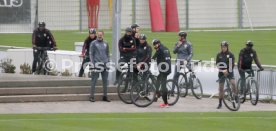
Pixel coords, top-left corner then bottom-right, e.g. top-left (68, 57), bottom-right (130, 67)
top-left (32, 21), bottom-right (57, 74)
top-left (152, 39), bottom-right (171, 108)
top-left (78, 28), bottom-right (97, 77)
top-left (131, 23), bottom-right (140, 47)
top-left (114, 27), bottom-right (137, 85)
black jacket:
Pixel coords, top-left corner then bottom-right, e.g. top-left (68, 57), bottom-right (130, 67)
top-left (118, 34), bottom-right (136, 58)
top-left (238, 48), bottom-right (262, 70)
top-left (82, 36), bottom-right (97, 55)
top-left (152, 44), bottom-right (171, 74)
top-left (32, 28), bottom-right (56, 47)
top-left (216, 51), bottom-right (235, 72)
top-left (136, 42), bottom-right (152, 64)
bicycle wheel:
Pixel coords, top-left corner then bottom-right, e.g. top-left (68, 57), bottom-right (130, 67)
top-left (166, 79), bottom-right (180, 106)
top-left (190, 77), bottom-right (203, 99)
top-left (117, 72), bottom-right (132, 104)
top-left (177, 73), bottom-right (188, 97)
top-left (237, 79), bottom-right (246, 103)
top-left (222, 87), bottom-right (240, 111)
top-left (250, 80), bottom-right (259, 105)
top-left (130, 81), bottom-right (156, 107)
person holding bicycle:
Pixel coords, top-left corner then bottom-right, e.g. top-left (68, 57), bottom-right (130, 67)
top-left (173, 31), bottom-right (193, 83)
top-left (89, 30), bottom-right (110, 102)
top-left (216, 41), bottom-right (237, 109)
top-left (152, 39), bottom-right (171, 108)
top-left (136, 34), bottom-right (152, 79)
top-left (238, 40), bottom-right (264, 95)
top-left (78, 28), bottom-right (97, 77)
top-left (114, 27), bottom-right (137, 85)
top-left (32, 21), bottom-right (57, 74)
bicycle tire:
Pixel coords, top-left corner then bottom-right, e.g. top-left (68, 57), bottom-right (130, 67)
top-left (250, 80), bottom-right (259, 105)
top-left (117, 72), bottom-right (132, 104)
top-left (237, 79), bottom-right (246, 103)
top-left (191, 77), bottom-right (203, 99)
top-left (166, 79), bottom-right (180, 106)
top-left (130, 81), bottom-right (156, 107)
top-left (177, 73), bottom-right (188, 97)
top-left (223, 88), bottom-right (240, 111)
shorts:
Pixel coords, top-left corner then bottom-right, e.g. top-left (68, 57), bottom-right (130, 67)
top-left (218, 72), bottom-right (235, 83)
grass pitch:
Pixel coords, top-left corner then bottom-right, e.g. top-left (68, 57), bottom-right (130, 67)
top-left (0, 30), bottom-right (275, 65)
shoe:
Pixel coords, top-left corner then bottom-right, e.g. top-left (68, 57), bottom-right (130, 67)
top-left (217, 104), bottom-right (222, 109)
top-left (89, 97), bottom-right (95, 102)
top-left (102, 96), bottom-right (111, 102)
top-left (154, 97), bottom-right (158, 102)
top-left (113, 80), bottom-right (118, 86)
top-left (159, 103), bottom-right (169, 108)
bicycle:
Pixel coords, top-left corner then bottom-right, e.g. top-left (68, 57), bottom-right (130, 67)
top-left (130, 71), bottom-right (157, 107)
top-left (146, 71), bottom-right (180, 106)
top-left (217, 75), bottom-right (240, 111)
top-left (33, 47), bottom-right (55, 75)
top-left (117, 63), bottom-right (142, 104)
top-left (237, 69), bottom-right (261, 105)
top-left (175, 60), bottom-right (203, 99)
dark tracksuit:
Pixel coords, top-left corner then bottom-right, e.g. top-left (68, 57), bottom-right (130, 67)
top-left (238, 48), bottom-right (262, 91)
top-left (216, 51), bottom-right (235, 83)
top-left (116, 34), bottom-right (137, 82)
top-left (136, 42), bottom-right (152, 79)
top-left (79, 36), bottom-right (97, 77)
top-left (173, 40), bottom-right (193, 81)
top-left (32, 28), bottom-right (56, 73)
top-left (89, 39), bottom-right (110, 98)
top-left (152, 44), bottom-right (171, 104)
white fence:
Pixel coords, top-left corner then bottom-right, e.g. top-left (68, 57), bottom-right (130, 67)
top-left (1, 0), bottom-right (276, 33)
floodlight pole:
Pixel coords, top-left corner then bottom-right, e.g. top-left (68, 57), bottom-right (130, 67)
top-left (110, 0), bottom-right (121, 84)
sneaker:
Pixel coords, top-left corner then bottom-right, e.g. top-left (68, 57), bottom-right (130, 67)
top-left (113, 80), bottom-right (118, 86)
top-left (89, 97), bottom-right (95, 102)
top-left (102, 96), bottom-right (111, 102)
top-left (217, 104), bottom-right (222, 109)
top-left (159, 103), bottom-right (169, 108)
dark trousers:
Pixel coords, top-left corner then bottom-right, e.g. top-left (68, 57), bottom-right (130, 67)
top-left (32, 50), bottom-right (44, 73)
top-left (238, 69), bottom-right (254, 92)
top-left (91, 69), bottom-right (109, 98)
top-left (79, 56), bottom-right (90, 77)
top-left (156, 73), bottom-right (168, 104)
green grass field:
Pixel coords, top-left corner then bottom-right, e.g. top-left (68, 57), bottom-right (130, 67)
top-left (0, 30), bottom-right (276, 65)
top-left (0, 112), bottom-right (275, 131)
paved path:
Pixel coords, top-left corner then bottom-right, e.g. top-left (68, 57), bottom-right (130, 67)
top-left (0, 97), bottom-right (275, 114)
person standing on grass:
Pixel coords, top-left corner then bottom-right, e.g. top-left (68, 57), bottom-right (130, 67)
top-left (152, 39), bottom-right (171, 108)
top-left (238, 40), bottom-right (264, 96)
top-left (78, 28), bottom-right (97, 77)
top-left (89, 30), bottom-right (110, 102)
top-left (216, 41), bottom-right (238, 109)
top-left (32, 21), bottom-right (57, 74)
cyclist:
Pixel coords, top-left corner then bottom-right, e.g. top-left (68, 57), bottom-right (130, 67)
top-left (173, 31), bottom-right (193, 83)
top-left (114, 27), bottom-right (137, 85)
top-left (238, 40), bottom-right (264, 94)
top-left (78, 28), bottom-right (97, 77)
top-left (152, 39), bottom-right (171, 108)
top-left (89, 30), bottom-right (110, 102)
top-left (131, 23), bottom-right (140, 47)
top-left (136, 34), bottom-right (152, 79)
top-left (32, 21), bottom-right (57, 74)
top-left (216, 41), bottom-right (237, 109)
